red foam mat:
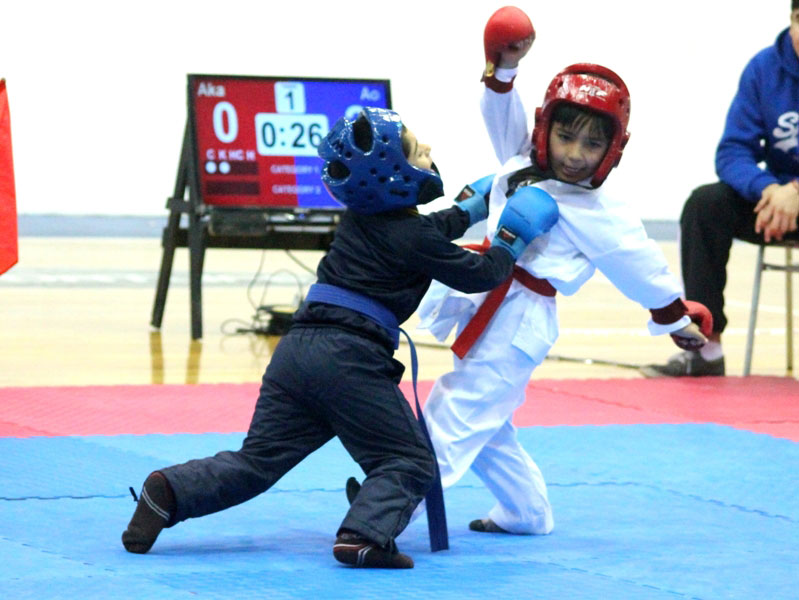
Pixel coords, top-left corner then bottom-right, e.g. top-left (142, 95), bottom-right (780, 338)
top-left (516, 377), bottom-right (799, 440)
top-left (0, 377), bottom-right (797, 440)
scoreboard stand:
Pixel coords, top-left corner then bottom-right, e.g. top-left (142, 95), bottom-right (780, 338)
top-left (151, 74), bottom-right (391, 339)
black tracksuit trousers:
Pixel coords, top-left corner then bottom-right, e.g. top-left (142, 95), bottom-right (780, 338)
top-left (679, 181), bottom-right (799, 333)
top-left (160, 322), bottom-right (435, 549)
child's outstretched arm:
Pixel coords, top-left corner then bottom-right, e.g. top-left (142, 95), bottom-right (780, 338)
top-left (411, 187), bottom-right (557, 293)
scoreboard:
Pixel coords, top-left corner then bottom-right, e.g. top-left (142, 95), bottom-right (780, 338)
top-left (188, 74), bottom-right (392, 209)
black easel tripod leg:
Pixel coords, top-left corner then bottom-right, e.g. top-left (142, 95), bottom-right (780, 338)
top-left (151, 210), bottom-right (181, 329)
top-left (188, 214), bottom-right (205, 340)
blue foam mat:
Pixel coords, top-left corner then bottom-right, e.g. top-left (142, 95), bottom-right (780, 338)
top-left (1, 424), bottom-right (797, 599)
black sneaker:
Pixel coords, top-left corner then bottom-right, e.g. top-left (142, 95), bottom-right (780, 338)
top-left (468, 518), bottom-right (511, 533)
top-left (640, 351), bottom-right (725, 378)
top-left (122, 472), bottom-right (175, 554)
top-left (333, 532), bottom-right (414, 568)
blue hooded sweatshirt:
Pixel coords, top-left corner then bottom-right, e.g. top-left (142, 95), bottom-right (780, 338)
top-left (716, 28), bottom-right (799, 202)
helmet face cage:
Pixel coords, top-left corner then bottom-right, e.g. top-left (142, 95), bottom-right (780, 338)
top-left (532, 63), bottom-right (631, 188)
top-left (318, 107), bottom-right (444, 214)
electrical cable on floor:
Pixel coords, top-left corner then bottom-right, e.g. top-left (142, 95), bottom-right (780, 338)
top-left (284, 249), bottom-right (318, 275)
top-left (222, 249), bottom-right (317, 337)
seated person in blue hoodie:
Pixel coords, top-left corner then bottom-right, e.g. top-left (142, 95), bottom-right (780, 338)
top-left (643, 2), bottom-right (799, 377)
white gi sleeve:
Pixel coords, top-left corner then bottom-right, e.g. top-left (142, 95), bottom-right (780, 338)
top-left (480, 67), bottom-right (530, 165)
top-left (557, 198), bottom-right (690, 335)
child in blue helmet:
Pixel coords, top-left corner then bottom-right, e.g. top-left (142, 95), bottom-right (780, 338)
top-left (121, 107), bottom-right (558, 568)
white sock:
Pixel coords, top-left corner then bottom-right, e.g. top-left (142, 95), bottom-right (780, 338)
top-left (699, 341), bottom-right (723, 361)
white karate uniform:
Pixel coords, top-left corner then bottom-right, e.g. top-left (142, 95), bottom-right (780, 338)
top-left (416, 69), bottom-right (690, 534)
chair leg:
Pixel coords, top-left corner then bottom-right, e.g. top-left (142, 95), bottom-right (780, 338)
top-left (744, 245), bottom-right (766, 376)
top-left (787, 247), bottom-right (794, 375)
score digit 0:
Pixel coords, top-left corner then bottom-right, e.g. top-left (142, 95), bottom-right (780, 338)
top-left (212, 101), bottom-right (239, 143)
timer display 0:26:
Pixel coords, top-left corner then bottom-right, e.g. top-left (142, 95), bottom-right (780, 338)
top-left (254, 113), bottom-right (330, 157)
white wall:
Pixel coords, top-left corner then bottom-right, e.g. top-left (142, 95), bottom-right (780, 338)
top-left (0, 0), bottom-right (790, 219)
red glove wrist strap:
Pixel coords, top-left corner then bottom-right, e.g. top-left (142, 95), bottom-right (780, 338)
top-left (481, 73), bottom-right (515, 93)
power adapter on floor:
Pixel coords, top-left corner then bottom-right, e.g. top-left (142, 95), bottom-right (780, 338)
top-left (254, 304), bottom-right (297, 336)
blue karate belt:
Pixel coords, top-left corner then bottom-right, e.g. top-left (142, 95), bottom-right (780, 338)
top-left (305, 282), bottom-right (449, 552)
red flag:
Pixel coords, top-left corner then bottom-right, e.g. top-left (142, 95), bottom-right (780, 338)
top-left (0, 78), bottom-right (18, 275)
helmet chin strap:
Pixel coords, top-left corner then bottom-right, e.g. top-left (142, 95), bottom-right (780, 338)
top-left (417, 178), bottom-right (445, 205)
top-left (416, 162), bottom-right (445, 205)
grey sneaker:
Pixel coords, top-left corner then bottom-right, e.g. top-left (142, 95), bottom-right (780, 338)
top-left (640, 351), bottom-right (725, 378)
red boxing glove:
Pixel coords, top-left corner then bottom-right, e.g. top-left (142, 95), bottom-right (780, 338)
top-left (483, 6), bottom-right (535, 77)
top-left (685, 300), bottom-right (713, 337)
top-left (670, 300), bottom-right (713, 350)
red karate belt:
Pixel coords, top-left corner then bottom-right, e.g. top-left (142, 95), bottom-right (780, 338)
top-left (451, 239), bottom-right (556, 359)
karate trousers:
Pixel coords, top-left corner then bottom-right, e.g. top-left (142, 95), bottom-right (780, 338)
top-left (422, 287), bottom-right (556, 534)
top-left (160, 323), bottom-right (436, 548)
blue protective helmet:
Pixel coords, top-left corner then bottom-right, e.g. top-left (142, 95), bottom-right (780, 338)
top-left (318, 107), bottom-right (444, 214)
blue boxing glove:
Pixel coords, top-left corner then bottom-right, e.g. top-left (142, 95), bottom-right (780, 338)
top-left (490, 186), bottom-right (559, 259)
top-left (454, 174), bottom-right (495, 226)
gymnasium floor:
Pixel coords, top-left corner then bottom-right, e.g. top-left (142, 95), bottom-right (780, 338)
top-left (1, 234), bottom-right (798, 598)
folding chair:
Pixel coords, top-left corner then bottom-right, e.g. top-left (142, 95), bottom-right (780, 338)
top-left (743, 240), bottom-right (799, 375)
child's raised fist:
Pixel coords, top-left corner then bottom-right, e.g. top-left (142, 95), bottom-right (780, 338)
top-left (484, 6), bottom-right (535, 76)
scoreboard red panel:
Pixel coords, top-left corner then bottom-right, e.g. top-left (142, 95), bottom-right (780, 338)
top-left (188, 74), bottom-right (392, 209)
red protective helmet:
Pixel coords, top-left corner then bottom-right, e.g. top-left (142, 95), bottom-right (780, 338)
top-left (532, 63), bottom-right (631, 188)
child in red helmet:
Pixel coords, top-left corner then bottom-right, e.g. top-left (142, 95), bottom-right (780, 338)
top-left (414, 7), bottom-right (711, 536)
